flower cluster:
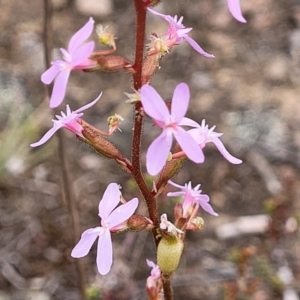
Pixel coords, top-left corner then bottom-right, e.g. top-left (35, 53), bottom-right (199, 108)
top-left (33, 0), bottom-right (246, 286)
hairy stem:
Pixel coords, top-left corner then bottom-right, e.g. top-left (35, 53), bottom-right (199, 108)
top-left (162, 275), bottom-right (173, 300)
top-left (131, 0), bottom-right (158, 228)
top-left (131, 2), bottom-right (173, 300)
top-left (43, 1), bottom-right (86, 299)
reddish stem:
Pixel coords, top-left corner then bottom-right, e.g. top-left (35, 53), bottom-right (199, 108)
top-left (131, 2), bottom-right (173, 299)
top-left (131, 0), bottom-right (158, 227)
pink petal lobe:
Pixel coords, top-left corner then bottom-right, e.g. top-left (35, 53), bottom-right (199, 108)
top-left (71, 41), bottom-right (95, 66)
top-left (41, 65), bottom-right (60, 84)
top-left (97, 230), bottom-right (113, 275)
top-left (183, 35), bottom-right (215, 58)
top-left (141, 85), bottom-right (170, 123)
top-left (199, 199), bottom-right (219, 216)
top-left (171, 83), bottom-right (189, 122)
top-left (179, 117), bottom-right (201, 128)
top-left (146, 132), bottom-right (172, 176)
top-left (212, 138), bottom-right (242, 164)
top-left (68, 17), bottom-right (95, 54)
top-left (167, 191), bottom-right (185, 197)
top-left (71, 228), bottom-right (100, 258)
top-left (49, 70), bottom-right (71, 108)
top-left (174, 127), bottom-right (204, 163)
top-left (226, 0), bottom-right (247, 23)
top-left (30, 124), bottom-right (62, 147)
top-left (75, 92), bottom-right (103, 113)
top-left (168, 180), bottom-right (185, 190)
top-left (187, 128), bottom-right (205, 144)
top-left (108, 198), bottom-right (139, 229)
top-left (99, 183), bottom-right (121, 220)
top-left (147, 8), bottom-right (168, 21)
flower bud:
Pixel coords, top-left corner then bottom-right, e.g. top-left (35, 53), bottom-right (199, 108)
top-left (127, 215), bottom-right (154, 231)
top-left (82, 125), bottom-right (122, 159)
top-left (155, 157), bottom-right (187, 196)
top-left (95, 55), bottom-right (131, 71)
top-left (80, 124), bottom-right (132, 173)
top-left (141, 53), bottom-right (161, 84)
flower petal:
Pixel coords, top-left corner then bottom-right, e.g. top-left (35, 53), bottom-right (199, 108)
top-left (146, 132), bottom-right (172, 176)
top-left (212, 138), bottom-right (242, 164)
top-left (98, 183), bottom-right (121, 220)
top-left (41, 64), bottom-right (60, 84)
top-left (226, 0), bottom-right (247, 23)
top-left (187, 128), bottom-right (206, 144)
top-left (166, 191), bottom-right (185, 197)
top-left (49, 70), bottom-right (71, 108)
top-left (75, 92), bottom-right (103, 114)
top-left (30, 123), bottom-right (62, 147)
top-left (171, 83), bottom-right (189, 123)
top-left (141, 85), bottom-right (170, 123)
top-left (147, 8), bottom-right (169, 21)
top-left (71, 227), bottom-right (100, 258)
top-left (168, 180), bottom-right (185, 190)
top-left (71, 41), bottom-right (95, 66)
top-left (174, 127), bottom-right (204, 163)
top-left (108, 198), bottom-right (139, 229)
top-left (179, 117), bottom-right (201, 128)
top-left (68, 17), bottom-right (95, 54)
top-left (198, 197), bottom-right (219, 216)
top-left (96, 230), bottom-right (113, 275)
top-left (183, 35), bottom-right (215, 58)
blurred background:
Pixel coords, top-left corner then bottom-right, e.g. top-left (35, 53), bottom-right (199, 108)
top-left (0, 0), bottom-right (300, 299)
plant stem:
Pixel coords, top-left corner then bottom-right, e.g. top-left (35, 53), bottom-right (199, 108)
top-left (131, 2), bottom-right (173, 299)
top-left (131, 0), bottom-right (158, 228)
top-left (162, 275), bottom-right (173, 300)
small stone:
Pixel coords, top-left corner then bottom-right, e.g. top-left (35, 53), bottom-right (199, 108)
top-left (264, 55), bottom-right (289, 81)
top-left (43, 247), bottom-right (63, 263)
top-left (0, 291), bottom-right (10, 300)
top-left (29, 277), bottom-right (46, 290)
top-left (25, 290), bottom-right (50, 300)
top-left (76, 0), bottom-right (113, 16)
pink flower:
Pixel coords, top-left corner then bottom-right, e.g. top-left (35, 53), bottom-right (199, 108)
top-left (41, 17), bottom-right (97, 108)
top-left (146, 259), bottom-right (161, 280)
top-left (30, 93), bottom-right (102, 147)
top-left (188, 120), bottom-right (242, 164)
top-left (167, 181), bottom-right (218, 217)
top-left (146, 259), bottom-right (161, 294)
top-left (71, 183), bottom-right (139, 275)
top-left (140, 83), bottom-right (204, 176)
top-left (227, 0), bottom-right (246, 23)
top-left (147, 8), bottom-right (214, 58)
